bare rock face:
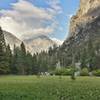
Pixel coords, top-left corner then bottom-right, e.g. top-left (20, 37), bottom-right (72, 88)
top-left (69, 0), bottom-right (100, 37)
top-left (61, 0), bottom-right (100, 52)
top-left (79, 0), bottom-right (100, 16)
top-left (3, 30), bottom-right (22, 49)
top-left (24, 35), bottom-right (56, 53)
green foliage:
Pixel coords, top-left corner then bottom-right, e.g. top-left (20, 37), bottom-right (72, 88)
top-left (0, 76), bottom-right (99, 100)
top-left (0, 27), bottom-right (10, 74)
top-left (92, 69), bottom-right (100, 76)
top-left (70, 67), bottom-right (76, 80)
top-left (12, 43), bottom-right (36, 75)
top-left (1, 25), bottom-right (100, 75)
top-left (54, 68), bottom-right (72, 76)
top-left (80, 68), bottom-right (89, 76)
top-left (25, 52), bottom-right (33, 75)
top-left (6, 44), bottom-right (12, 73)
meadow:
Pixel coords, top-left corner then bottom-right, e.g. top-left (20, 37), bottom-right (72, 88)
top-left (0, 76), bottom-right (100, 100)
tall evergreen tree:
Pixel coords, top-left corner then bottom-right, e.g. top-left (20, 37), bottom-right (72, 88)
top-left (18, 42), bottom-right (27, 75)
top-left (80, 47), bottom-right (87, 68)
top-left (0, 27), bottom-right (9, 74)
top-left (26, 52), bottom-right (33, 75)
top-left (6, 44), bottom-right (12, 73)
top-left (11, 45), bottom-right (19, 74)
top-left (87, 39), bottom-right (96, 71)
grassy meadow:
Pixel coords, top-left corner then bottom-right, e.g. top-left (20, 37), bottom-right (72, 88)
top-left (0, 76), bottom-right (100, 100)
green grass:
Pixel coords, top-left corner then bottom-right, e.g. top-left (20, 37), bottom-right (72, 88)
top-left (0, 76), bottom-right (100, 100)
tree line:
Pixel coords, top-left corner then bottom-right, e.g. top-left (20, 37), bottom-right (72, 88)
top-left (0, 26), bottom-right (100, 75)
top-left (0, 27), bottom-right (59, 75)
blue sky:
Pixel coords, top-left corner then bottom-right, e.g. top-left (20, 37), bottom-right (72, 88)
top-left (0, 0), bottom-right (79, 41)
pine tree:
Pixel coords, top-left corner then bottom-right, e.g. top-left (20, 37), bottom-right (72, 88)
top-left (26, 52), bottom-right (33, 75)
top-left (11, 45), bottom-right (19, 74)
top-left (12, 44), bottom-right (26, 75)
top-left (32, 54), bottom-right (39, 75)
top-left (0, 27), bottom-right (9, 74)
top-left (80, 47), bottom-right (87, 68)
top-left (6, 44), bottom-right (12, 73)
top-left (87, 39), bottom-right (96, 71)
top-left (20, 42), bottom-right (27, 75)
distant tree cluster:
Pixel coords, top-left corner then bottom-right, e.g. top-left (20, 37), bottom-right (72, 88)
top-left (0, 27), bottom-right (59, 75)
top-left (0, 26), bottom-right (100, 75)
top-left (59, 37), bottom-right (100, 72)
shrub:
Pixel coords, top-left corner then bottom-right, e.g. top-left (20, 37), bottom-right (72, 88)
top-left (71, 68), bottom-right (76, 80)
top-left (92, 70), bottom-right (100, 76)
top-left (54, 68), bottom-right (72, 76)
top-left (62, 68), bottom-right (72, 76)
top-left (80, 68), bottom-right (89, 76)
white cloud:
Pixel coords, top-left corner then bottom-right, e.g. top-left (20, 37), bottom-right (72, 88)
top-left (46, 0), bottom-right (62, 14)
top-left (11, 0), bottom-right (53, 20)
top-left (0, 0), bottom-right (62, 40)
top-left (22, 27), bottom-right (54, 39)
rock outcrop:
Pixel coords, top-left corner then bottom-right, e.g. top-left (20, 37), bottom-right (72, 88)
top-left (24, 35), bottom-right (57, 53)
top-left (3, 30), bottom-right (22, 49)
top-left (62, 0), bottom-right (100, 51)
top-left (69, 0), bottom-right (100, 37)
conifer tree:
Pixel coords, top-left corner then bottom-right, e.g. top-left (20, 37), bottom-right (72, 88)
top-left (6, 44), bottom-right (12, 73)
top-left (20, 42), bottom-right (27, 75)
top-left (0, 27), bottom-right (9, 74)
top-left (87, 39), bottom-right (96, 71)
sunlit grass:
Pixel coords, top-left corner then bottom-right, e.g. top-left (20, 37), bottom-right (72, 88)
top-left (0, 76), bottom-right (100, 100)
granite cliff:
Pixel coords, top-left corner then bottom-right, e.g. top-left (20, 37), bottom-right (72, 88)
top-left (62, 0), bottom-right (100, 51)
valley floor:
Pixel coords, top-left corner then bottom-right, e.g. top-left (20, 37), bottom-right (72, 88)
top-left (0, 76), bottom-right (100, 100)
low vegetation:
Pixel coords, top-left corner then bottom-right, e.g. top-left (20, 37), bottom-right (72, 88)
top-left (0, 76), bottom-right (99, 100)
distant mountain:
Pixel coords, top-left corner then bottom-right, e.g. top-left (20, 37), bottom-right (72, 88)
top-left (51, 38), bottom-right (63, 46)
top-left (24, 35), bottom-right (57, 53)
top-left (3, 30), bottom-right (22, 49)
top-left (3, 31), bottom-right (61, 53)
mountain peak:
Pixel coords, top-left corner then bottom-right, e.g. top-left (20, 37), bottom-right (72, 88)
top-left (69, 0), bottom-right (100, 37)
top-left (24, 34), bottom-right (58, 53)
top-left (79, 0), bottom-right (100, 16)
top-left (3, 30), bottom-right (61, 54)
top-left (3, 30), bottom-right (22, 49)
top-left (24, 34), bottom-right (52, 42)
top-left (61, 0), bottom-right (100, 52)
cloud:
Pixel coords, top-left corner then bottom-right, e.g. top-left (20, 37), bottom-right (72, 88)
top-left (22, 27), bottom-right (54, 39)
top-left (0, 0), bottom-right (62, 39)
top-left (46, 0), bottom-right (62, 14)
top-left (11, 0), bottom-right (53, 20)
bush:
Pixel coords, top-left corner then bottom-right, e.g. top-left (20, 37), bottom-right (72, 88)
top-left (92, 70), bottom-right (100, 76)
top-left (54, 68), bottom-right (72, 76)
top-left (71, 68), bottom-right (76, 80)
top-left (80, 68), bottom-right (89, 76)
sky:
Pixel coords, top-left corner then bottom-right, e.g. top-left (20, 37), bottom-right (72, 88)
top-left (0, 0), bottom-right (80, 42)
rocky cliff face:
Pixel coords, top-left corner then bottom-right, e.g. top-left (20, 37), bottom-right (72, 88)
top-left (3, 31), bottom-right (22, 49)
top-left (69, 0), bottom-right (100, 37)
top-left (24, 35), bottom-right (57, 53)
top-left (62, 0), bottom-right (100, 51)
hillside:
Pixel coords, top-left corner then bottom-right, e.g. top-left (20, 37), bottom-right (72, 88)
top-left (3, 30), bottom-right (22, 49)
top-left (62, 0), bottom-right (100, 51)
top-left (3, 31), bottom-right (59, 53)
top-left (24, 35), bottom-right (57, 53)
top-left (59, 0), bottom-right (100, 68)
